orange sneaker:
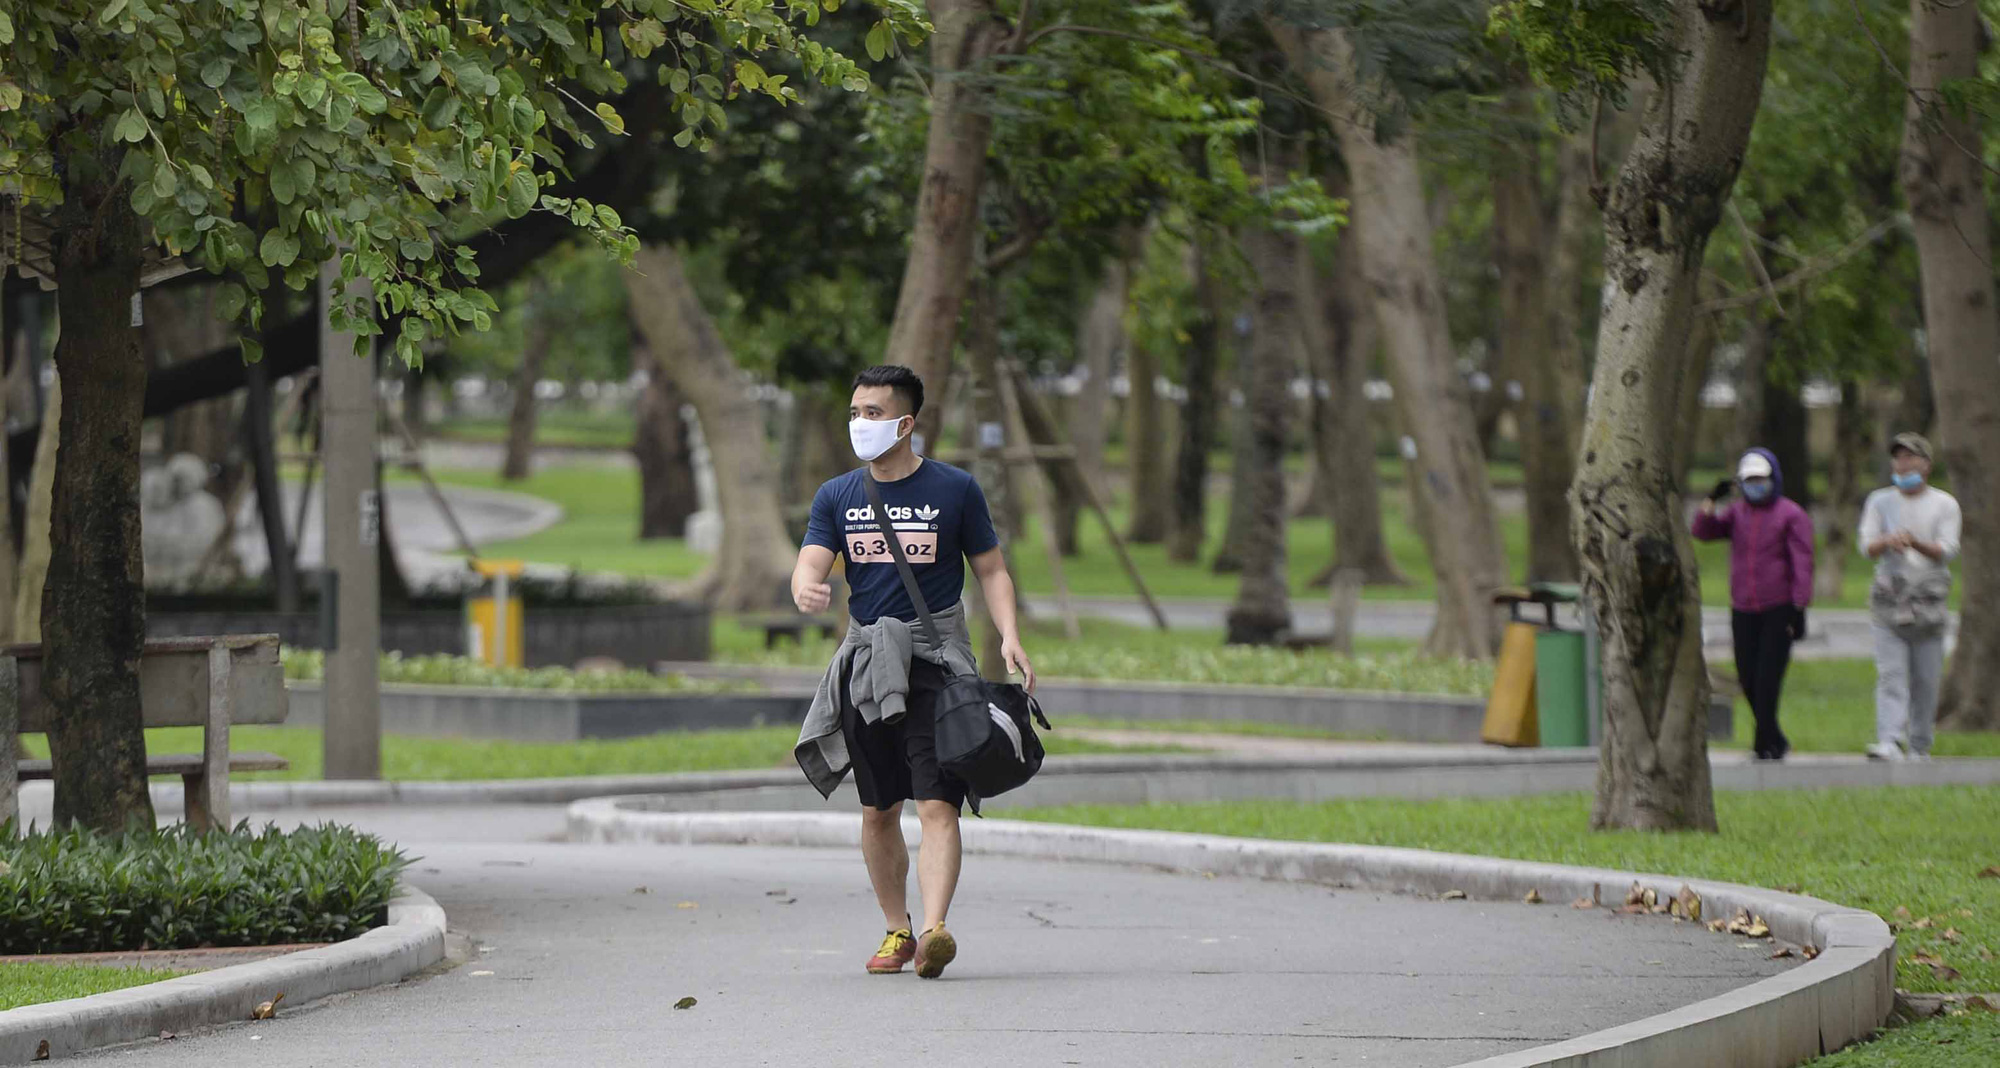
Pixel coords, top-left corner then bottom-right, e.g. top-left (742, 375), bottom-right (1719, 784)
top-left (914, 924), bottom-right (957, 979)
top-left (866, 928), bottom-right (915, 974)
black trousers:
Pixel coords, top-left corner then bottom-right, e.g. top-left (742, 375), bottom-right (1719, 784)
top-left (1731, 608), bottom-right (1794, 759)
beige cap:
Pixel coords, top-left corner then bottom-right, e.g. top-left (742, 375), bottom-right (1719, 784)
top-left (1889, 432), bottom-right (1932, 461)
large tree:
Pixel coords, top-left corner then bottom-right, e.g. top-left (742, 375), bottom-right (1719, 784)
top-left (1903, 0), bottom-right (2000, 732)
top-left (1498, 0), bottom-right (1774, 830)
top-left (0, 0), bottom-right (893, 830)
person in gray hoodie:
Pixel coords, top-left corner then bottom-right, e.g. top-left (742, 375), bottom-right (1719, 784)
top-left (1859, 433), bottom-right (1960, 761)
top-left (790, 365), bottom-right (1035, 980)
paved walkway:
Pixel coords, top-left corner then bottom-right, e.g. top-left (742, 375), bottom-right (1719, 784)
top-left (71, 805), bottom-right (1795, 1068)
top-left (231, 481), bottom-right (563, 588)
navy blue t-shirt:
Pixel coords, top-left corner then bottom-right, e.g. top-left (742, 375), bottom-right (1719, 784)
top-left (803, 461), bottom-right (999, 625)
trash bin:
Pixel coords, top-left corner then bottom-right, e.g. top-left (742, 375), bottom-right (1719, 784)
top-left (1528, 583), bottom-right (1590, 748)
top-left (465, 559), bottom-right (526, 668)
top-left (1481, 588), bottom-right (1558, 747)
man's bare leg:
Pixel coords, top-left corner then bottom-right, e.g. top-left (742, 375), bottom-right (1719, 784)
top-left (915, 800), bottom-right (962, 929)
top-left (859, 803), bottom-right (910, 930)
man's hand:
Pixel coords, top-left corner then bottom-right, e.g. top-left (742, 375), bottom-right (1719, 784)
top-left (1709, 478), bottom-right (1734, 502)
top-left (1788, 606), bottom-right (1807, 641)
top-left (794, 581), bottom-right (832, 614)
top-left (1000, 636), bottom-right (1035, 694)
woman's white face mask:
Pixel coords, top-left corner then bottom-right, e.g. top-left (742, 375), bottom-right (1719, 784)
top-left (849, 415), bottom-right (909, 462)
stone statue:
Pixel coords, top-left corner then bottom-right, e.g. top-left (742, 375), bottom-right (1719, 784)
top-left (140, 452), bottom-right (228, 589)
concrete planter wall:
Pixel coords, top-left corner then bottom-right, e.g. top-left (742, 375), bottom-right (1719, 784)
top-left (150, 601), bottom-right (710, 668)
top-left (285, 681), bottom-right (805, 742)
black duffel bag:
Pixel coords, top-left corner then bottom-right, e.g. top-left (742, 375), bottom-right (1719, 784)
top-left (863, 475), bottom-right (1050, 814)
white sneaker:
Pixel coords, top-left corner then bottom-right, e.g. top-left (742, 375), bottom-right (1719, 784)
top-left (1865, 742), bottom-right (1906, 762)
top-left (1908, 752), bottom-right (1932, 763)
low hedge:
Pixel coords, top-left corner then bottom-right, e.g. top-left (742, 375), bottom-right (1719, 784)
top-left (0, 824), bottom-right (410, 955)
top-left (281, 649), bottom-right (756, 694)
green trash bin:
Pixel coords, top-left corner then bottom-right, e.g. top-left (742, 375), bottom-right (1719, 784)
top-left (1527, 583), bottom-right (1590, 748)
top-left (1535, 628), bottom-right (1590, 747)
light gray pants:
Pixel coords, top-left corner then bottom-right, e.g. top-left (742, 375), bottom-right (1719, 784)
top-left (1873, 623), bottom-right (1946, 754)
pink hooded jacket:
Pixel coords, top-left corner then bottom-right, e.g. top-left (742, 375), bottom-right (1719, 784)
top-left (1690, 447), bottom-right (1815, 612)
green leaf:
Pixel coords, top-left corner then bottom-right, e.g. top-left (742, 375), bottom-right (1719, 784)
top-left (672, 127), bottom-right (694, 148)
top-left (541, 20), bottom-right (576, 47)
top-left (503, 169), bottom-right (538, 218)
top-left (593, 102), bottom-right (626, 135)
top-left (152, 166), bottom-right (178, 199)
top-left (0, 83), bottom-right (22, 112)
top-left (113, 109), bottom-right (149, 144)
top-left (244, 98), bottom-right (278, 131)
top-left (669, 68), bottom-right (690, 94)
top-left (216, 283), bottom-right (248, 321)
top-left (98, 0), bottom-right (129, 25)
top-left (0, 12), bottom-right (13, 45)
top-left (240, 336), bottom-right (264, 364)
top-left (201, 58), bottom-right (231, 89)
top-left (270, 162), bottom-right (298, 204)
top-left (187, 164), bottom-right (214, 190)
top-left (259, 230), bottom-right (300, 268)
top-left (290, 157), bottom-right (317, 195)
top-left (594, 205), bottom-right (622, 230)
top-left (297, 76), bottom-right (327, 110)
top-left (342, 74), bottom-right (388, 115)
top-left (624, 18), bottom-right (667, 57)
top-left (420, 86), bottom-right (460, 130)
top-left (865, 22), bottom-right (888, 62)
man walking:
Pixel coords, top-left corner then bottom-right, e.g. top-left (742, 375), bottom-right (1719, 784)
top-left (792, 365), bottom-right (1035, 979)
top-left (1859, 433), bottom-right (1960, 761)
top-left (1693, 448), bottom-right (1814, 761)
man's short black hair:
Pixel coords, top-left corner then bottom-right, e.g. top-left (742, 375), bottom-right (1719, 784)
top-left (852, 365), bottom-right (924, 417)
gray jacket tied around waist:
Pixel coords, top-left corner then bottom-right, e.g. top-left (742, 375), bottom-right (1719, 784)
top-left (794, 601), bottom-right (978, 798)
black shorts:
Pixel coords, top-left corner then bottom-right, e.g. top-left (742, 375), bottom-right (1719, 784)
top-left (840, 657), bottom-right (966, 811)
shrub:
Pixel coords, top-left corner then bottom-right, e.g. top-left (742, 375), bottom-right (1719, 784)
top-left (281, 649), bottom-right (757, 695)
top-left (0, 824), bottom-right (411, 954)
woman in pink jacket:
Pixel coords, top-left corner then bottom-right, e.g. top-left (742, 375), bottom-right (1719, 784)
top-left (1692, 448), bottom-right (1815, 761)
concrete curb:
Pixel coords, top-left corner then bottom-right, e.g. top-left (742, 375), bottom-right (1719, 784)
top-left (0, 885), bottom-right (446, 1064)
top-left (566, 807), bottom-right (1894, 1068)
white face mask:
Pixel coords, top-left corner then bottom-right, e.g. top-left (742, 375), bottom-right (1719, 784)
top-left (849, 416), bottom-right (908, 462)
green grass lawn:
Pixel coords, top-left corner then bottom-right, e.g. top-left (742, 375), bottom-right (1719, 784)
top-left (1013, 787), bottom-right (2000, 997)
top-left (433, 410), bottom-right (636, 449)
top-left (1808, 1012), bottom-right (2000, 1067)
top-left (423, 461), bottom-right (1927, 611)
top-left (0, 962), bottom-right (187, 1010)
top-left (1717, 660), bottom-right (2000, 759)
top-left (17, 725), bottom-right (1165, 783)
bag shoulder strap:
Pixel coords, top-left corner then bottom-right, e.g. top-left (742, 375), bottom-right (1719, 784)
top-left (861, 473), bottom-right (944, 650)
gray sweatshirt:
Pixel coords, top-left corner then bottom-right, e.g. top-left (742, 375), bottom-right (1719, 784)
top-left (794, 601), bottom-right (977, 799)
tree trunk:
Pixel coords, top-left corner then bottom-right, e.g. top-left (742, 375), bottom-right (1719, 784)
top-left (881, 0), bottom-right (1007, 451)
top-left (1672, 304), bottom-right (1721, 487)
top-left (501, 280), bottom-right (552, 482)
top-left (1572, 0), bottom-right (1773, 831)
top-left (1125, 337), bottom-right (1171, 543)
top-left (1493, 98), bottom-right (1579, 584)
top-left (626, 245), bottom-right (793, 612)
top-left (1760, 368), bottom-right (1810, 508)
top-left (1061, 245), bottom-right (1133, 554)
top-left (0, 293), bottom-right (15, 644)
top-left (1891, 355), bottom-right (1934, 443)
top-left (403, 364), bottom-right (429, 442)
top-left (1225, 224), bottom-right (1303, 643)
top-left (1304, 199), bottom-right (1406, 587)
top-left (15, 372), bottom-right (58, 643)
top-left (244, 358), bottom-right (299, 612)
top-left (44, 189), bottom-right (155, 832)
top-left (1168, 242), bottom-right (1225, 563)
top-left (633, 346), bottom-right (698, 540)
top-left (966, 274), bottom-right (1025, 542)
top-left (1270, 23), bottom-right (1508, 658)
top-left (1816, 381), bottom-right (1875, 603)
top-left (1211, 316), bottom-right (1254, 576)
top-left (1903, 0), bottom-right (2000, 731)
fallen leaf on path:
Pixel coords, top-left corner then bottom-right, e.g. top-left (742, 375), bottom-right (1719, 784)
top-left (1708, 919), bottom-right (1730, 933)
top-left (1523, 889), bottom-right (1543, 904)
top-left (632, 887), bottom-right (650, 895)
top-left (1641, 888), bottom-right (1659, 909)
top-left (1943, 928), bottom-right (1963, 943)
top-left (1616, 904), bottom-right (1649, 915)
top-left (1441, 890), bottom-right (1467, 901)
top-left (159, 1031), bottom-right (176, 1041)
top-left (1571, 897), bottom-right (1595, 910)
top-left (779, 898), bottom-right (797, 905)
top-left (1651, 904), bottom-right (1671, 915)
top-left (1673, 885), bottom-right (1703, 923)
top-left (1744, 919), bottom-right (1771, 939)
top-left (676, 901), bottom-right (699, 910)
top-left (1770, 947), bottom-right (1795, 959)
top-left (1624, 881), bottom-right (1644, 906)
top-left (34, 1039), bottom-right (48, 1060)
top-left (1802, 945), bottom-right (1821, 960)
top-left (766, 889), bottom-right (789, 897)
top-left (674, 997), bottom-right (698, 1010)
top-left (252, 993), bottom-right (285, 1020)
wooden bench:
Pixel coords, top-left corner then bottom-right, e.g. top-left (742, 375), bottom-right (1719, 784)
top-left (2, 634), bottom-right (290, 831)
top-left (741, 614), bottom-right (839, 648)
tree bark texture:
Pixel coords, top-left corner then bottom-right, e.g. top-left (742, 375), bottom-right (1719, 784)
top-left (965, 274), bottom-right (1024, 542)
top-left (1061, 245), bottom-right (1133, 553)
top-left (1902, 0), bottom-right (2000, 731)
top-left (1816, 381), bottom-right (1875, 603)
top-left (1225, 225), bottom-right (1304, 643)
top-left (626, 246), bottom-right (793, 612)
top-left (1304, 215), bottom-right (1405, 586)
top-left (1211, 319), bottom-right (1254, 576)
top-left (1270, 23), bottom-right (1507, 657)
top-left (1671, 305), bottom-right (1721, 487)
top-left (44, 188), bottom-right (156, 832)
top-left (244, 358), bottom-right (298, 612)
top-left (633, 346), bottom-right (698, 540)
top-left (501, 279), bottom-right (552, 482)
top-left (1168, 242), bottom-right (1225, 563)
top-left (882, 0), bottom-right (1007, 451)
top-left (1493, 103), bottom-right (1580, 584)
top-left (1572, 0), bottom-right (1773, 831)
top-left (15, 372), bottom-right (58, 643)
top-left (1124, 337), bottom-right (1171, 543)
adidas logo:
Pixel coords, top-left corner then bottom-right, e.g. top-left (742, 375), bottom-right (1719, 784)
top-left (915, 505), bottom-right (940, 522)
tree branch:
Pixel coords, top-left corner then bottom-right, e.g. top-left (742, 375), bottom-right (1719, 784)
top-left (1695, 215), bottom-right (1901, 313)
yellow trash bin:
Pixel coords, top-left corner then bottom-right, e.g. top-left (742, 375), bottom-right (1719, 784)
top-left (1481, 620), bottom-right (1541, 747)
top-left (464, 559), bottom-right (526, 668)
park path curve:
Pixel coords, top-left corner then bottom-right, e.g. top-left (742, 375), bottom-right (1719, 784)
top-left (68, 804), bottom-right (1797, 1068)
